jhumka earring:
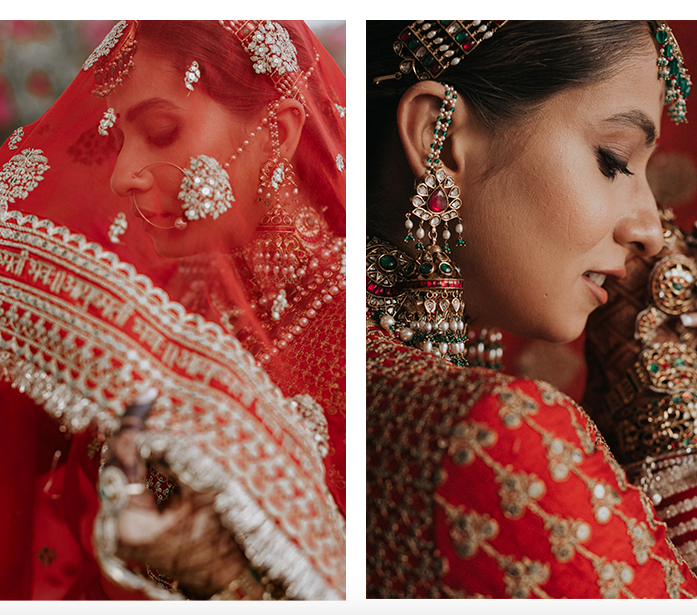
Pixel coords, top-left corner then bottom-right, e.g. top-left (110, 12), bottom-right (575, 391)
top-left (246, 102), bottom-right (305, 298)
top-left (368, 83), bottom-right (468, 366)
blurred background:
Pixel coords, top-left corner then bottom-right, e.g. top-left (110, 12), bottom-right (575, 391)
top-left (0, 20), bottom-right (346, 144)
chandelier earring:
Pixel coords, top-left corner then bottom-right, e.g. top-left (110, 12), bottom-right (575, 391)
top-left (368, 83), bottom-right (468, 365)
top-left (257, 101), bottom-right (299, 208)
top-left (404, 83), bottom-right (465, 253)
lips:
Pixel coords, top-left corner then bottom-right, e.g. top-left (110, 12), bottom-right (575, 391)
top-left (585, 271), bottom-right (606, 287)
top-left (582, 265), bottom-right (627, 305)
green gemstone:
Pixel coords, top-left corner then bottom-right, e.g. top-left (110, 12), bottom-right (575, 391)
top-left (407, 37), bottom-right (420, 50)
top-left (440, 20), bottom-right (452, 26)
top-left (649, 363), bottom-right (658, 373)
top-left (455, 31), bottom-right (469, 43)
top-left (419, 262), bottom-right (434, 275)
top-left (665, 43), bottom-right (674, 59)
top-left (657, 30), bottom-right (668, 44)
top-left (678, 76), bottom-right (691, 98)
top-left (439, 262), bottom-right (452, 274)
top-left (423, 54), bottom-right (435, 67)
top-left (670, 58), bottom-right (680, 76)
top-left (378, 254), bottom-right (399, 272)
top-left (404, 233), bottom-right (414, 242)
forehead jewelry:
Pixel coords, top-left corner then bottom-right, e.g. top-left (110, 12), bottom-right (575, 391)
top-left (374, 20), bottom-right (507, 84)
top-left (83, 20), bottom-right (138, 98)
top-left (184, 61), bottom-right (200, 94)
top-left (220, 20), bottom-right (318, 106)
top-left (655, 22), bottom-right (692, 124)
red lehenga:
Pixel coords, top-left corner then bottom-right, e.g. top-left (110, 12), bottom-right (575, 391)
top-left (366, 257), bottom-right (697, 599)
top-left (0, 20), bottom-right (345, 600)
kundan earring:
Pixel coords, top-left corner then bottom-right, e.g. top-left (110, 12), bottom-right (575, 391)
top-left (246, 101), bottom-right (306, 296)
top-left (368, 83), bottom-right (468, 366)
top-left (257, 101), bottom-right (299, 207)
top-left (404, 84), bottom-right (464, 252)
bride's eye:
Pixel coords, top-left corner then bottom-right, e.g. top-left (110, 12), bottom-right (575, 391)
top-left (596, 147), bottom-right (634, 180)
top-left (147, 125), bottom-right (179, 148)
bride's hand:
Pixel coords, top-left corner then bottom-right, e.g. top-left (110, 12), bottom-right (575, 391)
top-left (103, 391), bottom-right (262, 600)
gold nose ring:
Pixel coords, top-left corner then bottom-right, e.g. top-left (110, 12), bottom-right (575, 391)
top-left (131, 161), bottom-right (188, 231)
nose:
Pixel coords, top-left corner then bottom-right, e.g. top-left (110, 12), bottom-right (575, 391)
top-left (613, 186), bottom-right (664, 259)
top-left (110, 150), bottom-right (153, 198)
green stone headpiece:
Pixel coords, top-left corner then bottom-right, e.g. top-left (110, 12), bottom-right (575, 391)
top-left (373, 20), bottom-right (507, 84)
top-left (655, 22), bottom-right (691, 124)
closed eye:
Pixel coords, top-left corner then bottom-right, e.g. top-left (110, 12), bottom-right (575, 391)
top-left (596, 147), bottom-right (634, 181)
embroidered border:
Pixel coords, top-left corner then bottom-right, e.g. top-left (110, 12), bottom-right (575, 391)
top-left (0, 208), bottom-right (345, 599)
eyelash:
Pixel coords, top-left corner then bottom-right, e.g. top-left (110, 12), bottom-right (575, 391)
top-left (596, 147), bottom-right (634, 180)
top-left (147, 126), bottom-right (179, 148)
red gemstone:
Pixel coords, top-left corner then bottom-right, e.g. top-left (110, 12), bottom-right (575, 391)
top-left (428, 189), bottom-right (447, 213)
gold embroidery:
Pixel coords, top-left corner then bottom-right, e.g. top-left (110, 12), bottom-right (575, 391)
top-left (501, 556), bottom-right (551, 599)
top-left (0, 209), bottom-right (345, 600)
top-left (592, 559), bottom-right (635, 598)
top-left (544, 515), bottom-right (592, 562)
top-left (436, 496), bottom-right (499, 558)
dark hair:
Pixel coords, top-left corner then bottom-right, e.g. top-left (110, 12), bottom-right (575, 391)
top-left (368, 21), bottom-right (657, 130)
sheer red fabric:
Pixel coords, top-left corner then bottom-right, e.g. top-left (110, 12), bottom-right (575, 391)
top-left (0, 20), bottom-right (345, 600)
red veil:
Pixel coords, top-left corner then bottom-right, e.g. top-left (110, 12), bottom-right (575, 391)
top-left (0, 20), bottom-right (345, 600)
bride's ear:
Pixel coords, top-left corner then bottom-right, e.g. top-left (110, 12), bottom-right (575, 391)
top-left (271, 98), bottom-right (306, 160)
top-left (397, 81), bottom-right (468, 180)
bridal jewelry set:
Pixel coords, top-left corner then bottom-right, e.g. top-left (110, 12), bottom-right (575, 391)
top-left (92, 21), bottom-right (342, 349)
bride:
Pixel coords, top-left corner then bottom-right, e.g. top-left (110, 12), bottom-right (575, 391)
top-left (366, 20), bottom-right (696, 598)
top-left (0, 20), bottom-right (345, 600)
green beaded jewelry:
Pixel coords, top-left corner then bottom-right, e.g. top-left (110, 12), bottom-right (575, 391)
top-left (655, 22), bottom-right (691, 124)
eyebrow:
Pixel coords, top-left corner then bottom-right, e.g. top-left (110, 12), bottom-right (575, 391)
top-left (603, 110), bottom-right (657, 147)
top-left (125, 98), bottom-right (182, 122)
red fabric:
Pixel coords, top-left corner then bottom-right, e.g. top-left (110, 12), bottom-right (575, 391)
top-left (0, 20), bottom-right (345, 600)
top-left (367, 322), bottom-right (697, 598)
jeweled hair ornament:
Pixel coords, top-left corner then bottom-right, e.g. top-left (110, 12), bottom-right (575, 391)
top-left (184, 61), bottom-right (201, 93)
top-left (83, 20), bottom-right (138, 98)
top-left (655, 22), bottom-right (692, 124)
top-left (374, 20), bottom-right (508, 84)
top-left (220, 20), bottom-right (318, 105)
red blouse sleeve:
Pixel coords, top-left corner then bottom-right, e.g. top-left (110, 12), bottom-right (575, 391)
top-left (366, 322), bottom-right (697, 599)
top-left (434, 377), bottom-right (697, 598)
